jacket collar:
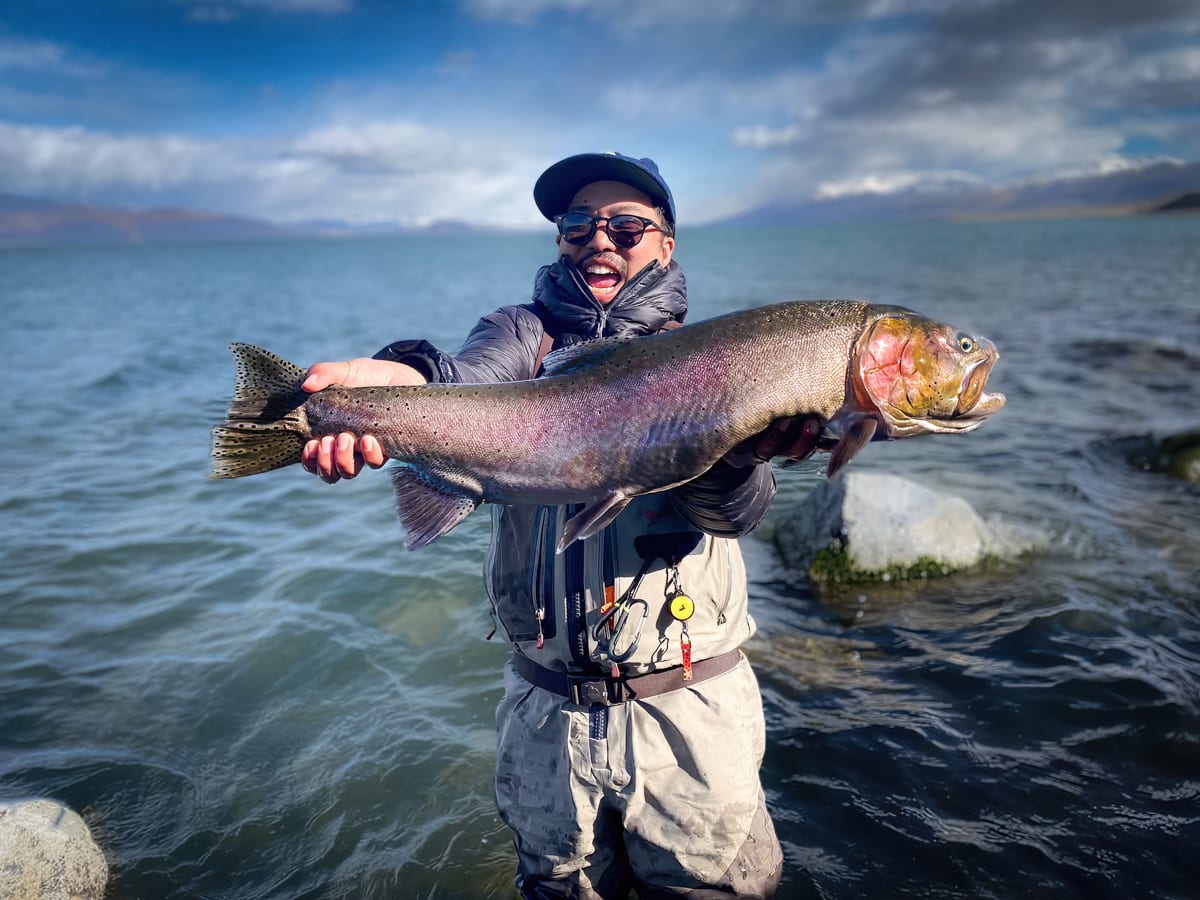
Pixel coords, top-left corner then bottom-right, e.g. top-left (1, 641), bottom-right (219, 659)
top-left (532, 256), bottom-right (688, 340)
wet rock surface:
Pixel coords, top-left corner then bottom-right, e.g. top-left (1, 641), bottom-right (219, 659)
top-left (775, 471), bottom-right (1037, 584)
top-left (1118, 430), bottom-right (1200, 482)
top-left (0, 798), bottom-right (108, 900)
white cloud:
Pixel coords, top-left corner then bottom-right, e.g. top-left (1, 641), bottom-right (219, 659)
top-left (814, 170), bottom-right (978, 199)
top-left (250, 0), bottom-right (352, 8)
top-left (0, 119), bottom-right (546, 227)
top-left (1017, 153), bottom-right (1187, 183)
top-left (0, 123), bottom-right (218, 194)
top-left (186, 6), bottom-right (240, 22)
top-left (460, 0), bottom-right (955, 27)
top-left (0, 37), bottom-right (99, 78)
top-left (462, 0), bottom-right (748, 25)
top-left (0, 37), bottom-right (64, 70)
top-left (710, 12), bottom-right (1173, 214)
top-left (435, 49), bottom-right (477, 77)
top-left (731, 124), bottom-right (803, 150)
top-left (602, 70), bottom-right (818, 128)
top-left (462, 0), bottom-right (590, 21)
top-left (258, 120), bottom-right (540, 225)
top-left (876, 106), bottom-right (1119, 171)
top-left (290, 120), bottom-right (485, 175)
top-left (1138, 45), bottom-right (1200, 80)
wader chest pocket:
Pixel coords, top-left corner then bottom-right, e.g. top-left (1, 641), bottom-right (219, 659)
top-left (487, 506), bottom-right (557, 644)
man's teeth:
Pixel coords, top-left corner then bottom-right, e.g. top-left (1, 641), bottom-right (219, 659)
top-left (587, 264), bottom-right (618, 275)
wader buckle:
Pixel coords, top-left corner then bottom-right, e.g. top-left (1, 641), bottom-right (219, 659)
top-left (568, 673), bottom-right (624, 707)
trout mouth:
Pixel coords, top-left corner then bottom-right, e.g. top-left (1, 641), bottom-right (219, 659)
top-left (956, 358), bottom-right (988, 414)
top-left (955, 354), bottom-right (1005, 418)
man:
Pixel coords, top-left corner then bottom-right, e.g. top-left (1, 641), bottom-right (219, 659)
top-left (301, 153), bottom-right (819, 898)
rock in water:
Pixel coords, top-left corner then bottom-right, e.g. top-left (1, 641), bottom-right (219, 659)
top-left (775, 471), bottom-right (1036, 584)
top-left (1122, 430), bottom-right (1200, 483)
top-left (0, 798), bottom-right (108, 900)
top-left (1164, 433), bottom-right (1200, 482)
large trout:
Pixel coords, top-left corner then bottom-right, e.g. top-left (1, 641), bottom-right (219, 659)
top-left (211, 300), bottom-right (1004, 551)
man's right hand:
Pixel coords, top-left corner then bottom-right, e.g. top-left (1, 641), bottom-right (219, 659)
top-left (300, 358), bottom-right (427, 483)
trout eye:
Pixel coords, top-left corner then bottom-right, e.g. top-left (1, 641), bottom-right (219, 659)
top-left (957, 334), bottom-right (976, 353)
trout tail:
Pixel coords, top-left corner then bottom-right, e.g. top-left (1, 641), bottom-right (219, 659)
top-left (210, 343), bottom-right (311, 479)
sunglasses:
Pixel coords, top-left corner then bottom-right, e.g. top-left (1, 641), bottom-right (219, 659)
top-left (554, 212), bottom-right (669, 249)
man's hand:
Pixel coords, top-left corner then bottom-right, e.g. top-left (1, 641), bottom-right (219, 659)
top-left (300, 358), bottom-right (426, 482)
top-left (724, 417), bottom-right (821, 468)
top-left (301, 357), bottom-right (426, 393)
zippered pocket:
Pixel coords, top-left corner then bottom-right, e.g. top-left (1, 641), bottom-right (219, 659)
top-left (484, 504), bottom-right (557, 644)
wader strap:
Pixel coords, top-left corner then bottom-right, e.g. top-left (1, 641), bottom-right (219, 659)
top-left (512, 649), bottom-right (742, 707)
top-left (533, 328), bottom-right (556, 378)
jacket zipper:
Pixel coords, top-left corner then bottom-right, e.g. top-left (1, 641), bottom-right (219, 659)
top-left (567, 259), bottom-right (664, 338)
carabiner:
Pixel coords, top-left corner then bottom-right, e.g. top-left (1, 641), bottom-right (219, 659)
top-left (592, 550), bottom-right (655, 664)
top-left (592, 597), bottom-right (649, 662)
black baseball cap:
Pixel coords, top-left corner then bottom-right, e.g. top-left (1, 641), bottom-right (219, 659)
top-left (533, 152), bottom-right (676, 228)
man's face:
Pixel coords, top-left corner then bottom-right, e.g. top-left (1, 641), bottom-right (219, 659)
top-left (556, 180), bottom-right (675, 305)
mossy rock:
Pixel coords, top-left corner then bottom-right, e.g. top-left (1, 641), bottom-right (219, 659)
top-left (807, 539), bottom-right (962, 585)
top-left (1121, 430), bottom-right (1200, 482)
top-left (776, 472), bottom-right (1039, 585)
top-left (1161, 432), bottom-right (1200, 482)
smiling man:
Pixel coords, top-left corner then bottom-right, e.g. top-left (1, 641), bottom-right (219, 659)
top-left (543, 178), bottom-right (675, 306)
top-left (300, 153), bottom-right (819, 898)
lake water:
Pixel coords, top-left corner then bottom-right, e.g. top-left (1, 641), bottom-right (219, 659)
top-left (1, 216), bottom-right (1198, 899)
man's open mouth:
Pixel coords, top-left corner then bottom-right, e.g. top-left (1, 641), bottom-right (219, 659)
top-left (585, 263), bottom-right (621, 292)
top-left (582, 254), bottom-right (625, 296)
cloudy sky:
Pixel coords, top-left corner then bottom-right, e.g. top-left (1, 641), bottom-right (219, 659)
top-left (1, 0), bottom-right (1197, 227)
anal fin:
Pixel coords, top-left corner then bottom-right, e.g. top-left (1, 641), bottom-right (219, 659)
top-left (827, 417), bottom-right (878, 478)
top-left (557, 491), bottom-right (632, 554)
top-left (390, 466), bottom-right (480, 550)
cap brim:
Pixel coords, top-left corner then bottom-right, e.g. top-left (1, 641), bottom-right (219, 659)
top-left (534, 154), bottom-right (673, 224)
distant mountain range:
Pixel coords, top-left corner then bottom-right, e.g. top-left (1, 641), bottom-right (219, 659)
top-left (721, 160), bottom-right (1200, 226)
top-left (2, 159), bottom-right (1197, 247)
top-left (1155, 192), bottom-right (1200, 212)
top-left (0, 193), bottom-right (291, 246)
top-left (0, 193), bottom-right (504, 247)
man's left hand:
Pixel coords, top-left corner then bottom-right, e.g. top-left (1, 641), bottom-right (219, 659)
top-left (724, 417), bottom-right (821, 468)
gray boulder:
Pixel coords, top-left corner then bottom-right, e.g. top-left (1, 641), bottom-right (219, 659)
top-left (1120, 430), bottom-right (1200, 482)
top-left (775, 471), bottom-right (1036, 584)
top-left (0, 798), bottom-right (108, 900)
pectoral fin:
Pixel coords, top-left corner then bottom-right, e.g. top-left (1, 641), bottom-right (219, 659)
top-left (390, 466), bottom-right (480, 550)
top-left (827, 418), bottom-right (878, 479)
top-left (557, 491), bottom-right (632, 554)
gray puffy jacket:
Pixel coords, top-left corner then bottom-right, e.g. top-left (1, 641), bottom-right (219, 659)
top-left (375, 257), bottom-right (776, 672)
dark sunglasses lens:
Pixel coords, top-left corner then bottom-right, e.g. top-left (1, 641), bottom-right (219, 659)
top-left (606, 215), bottom-right (646, 248)
top-left (558, 213), bottom-right (595, 245)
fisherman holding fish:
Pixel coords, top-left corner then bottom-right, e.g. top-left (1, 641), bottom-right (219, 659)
top-left (300, 154), bottom-right (816, 898)
top-left (213, 151), bottom-right (1002, 896)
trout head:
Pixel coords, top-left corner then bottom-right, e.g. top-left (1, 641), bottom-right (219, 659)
top-left (854, 309), bottom-right (1006, 438)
